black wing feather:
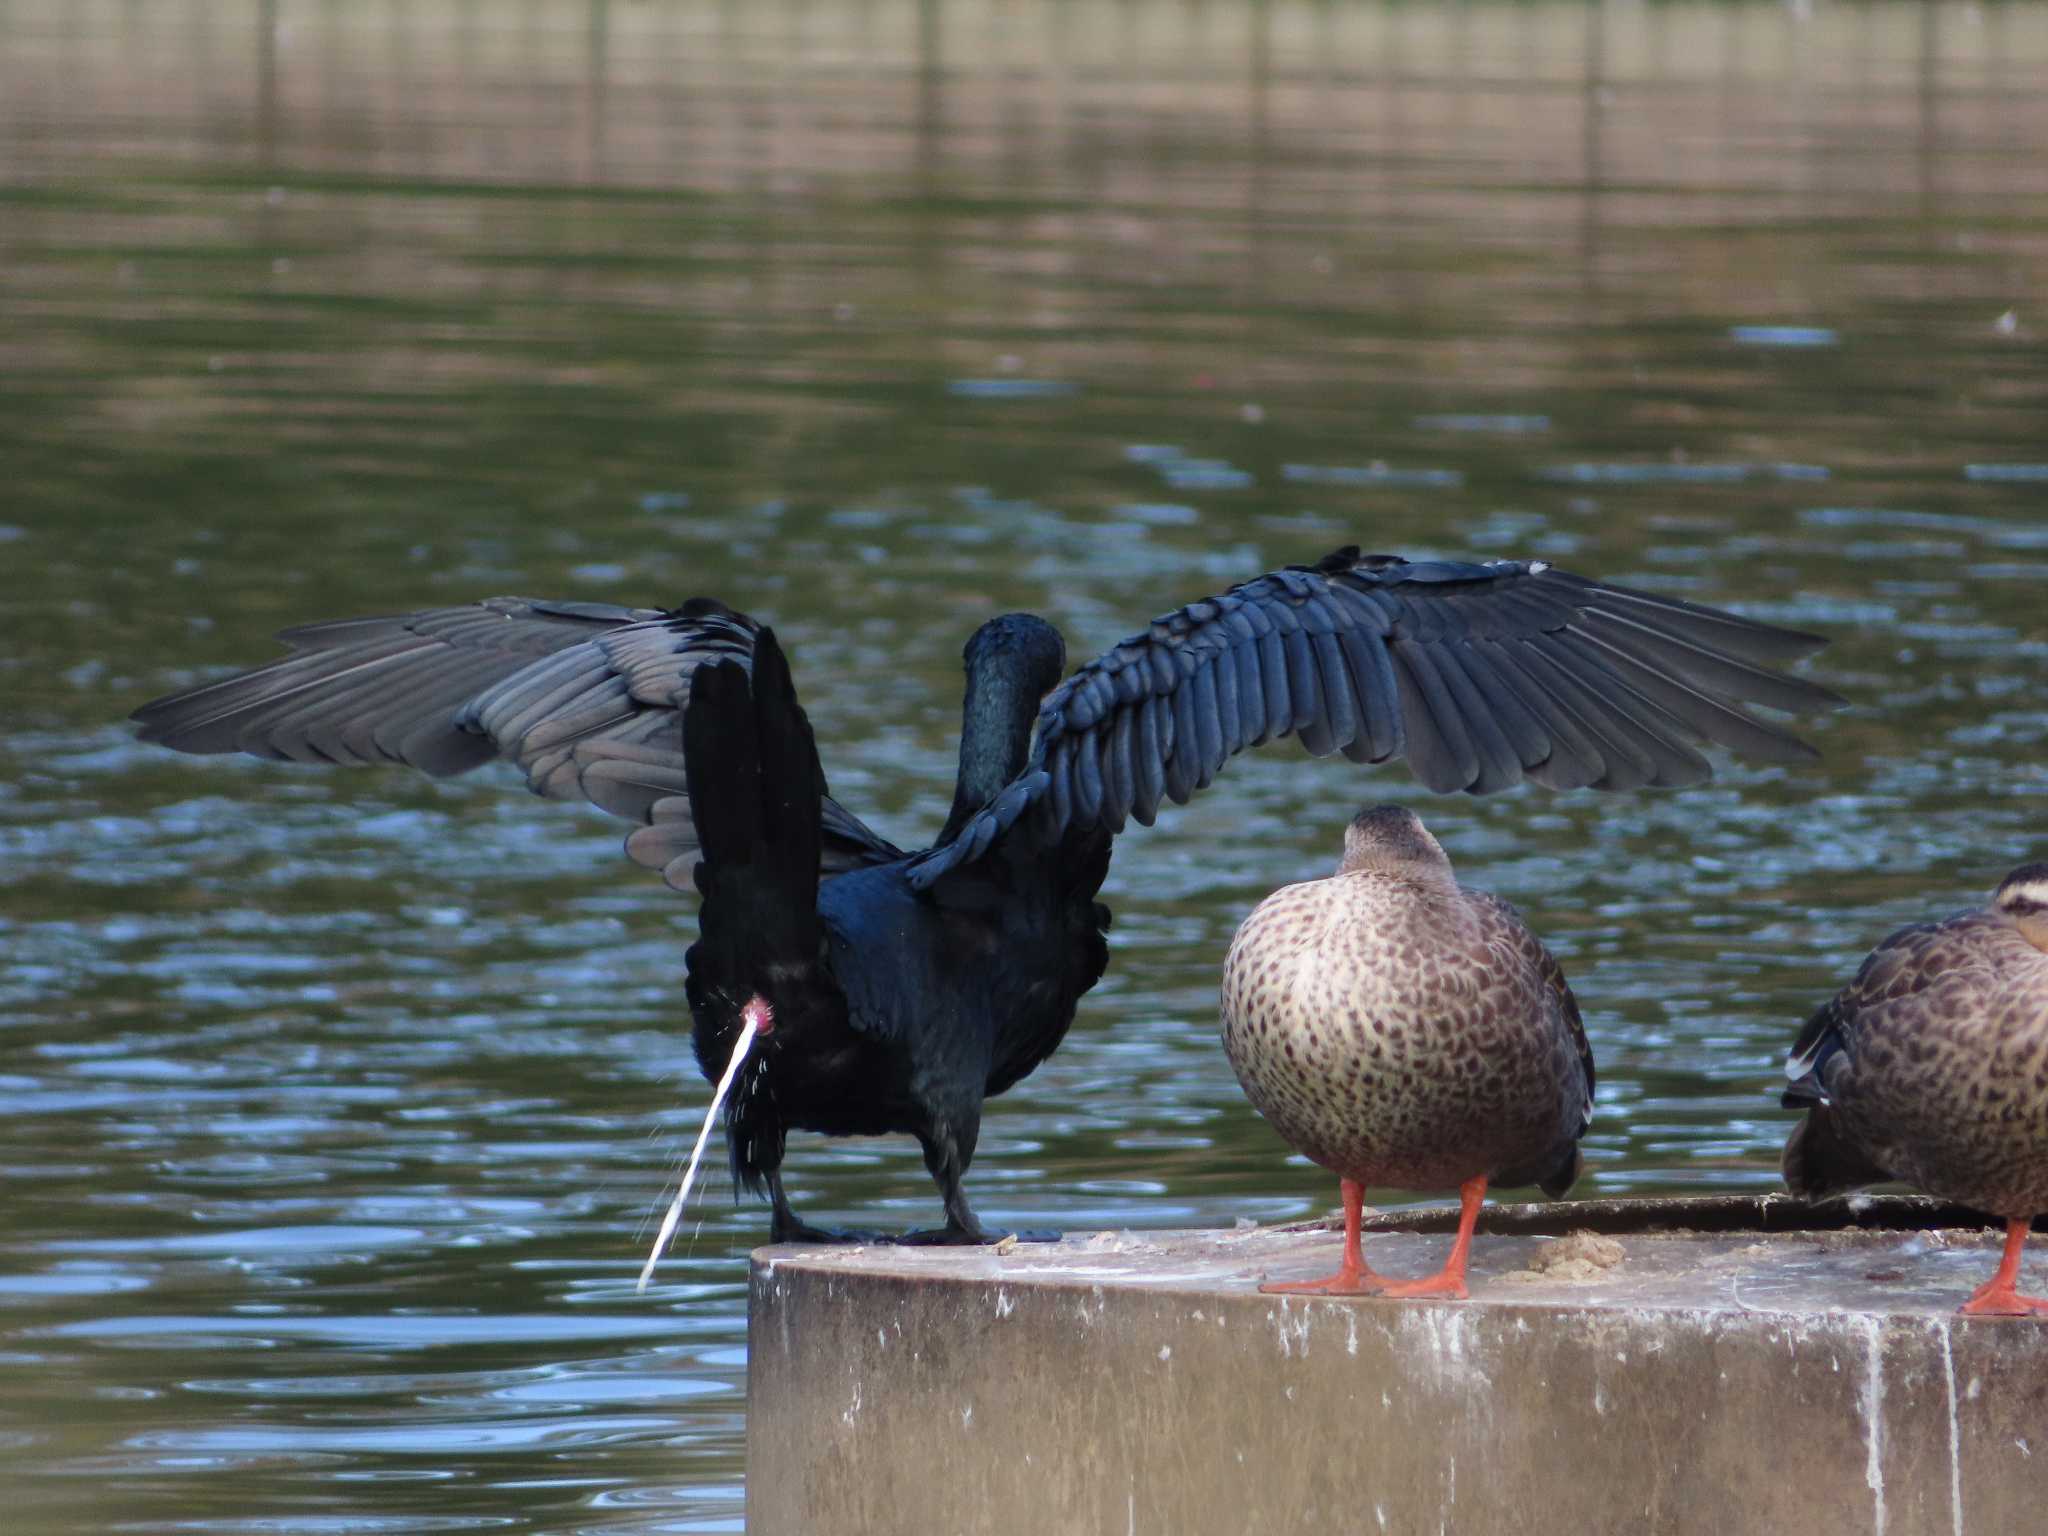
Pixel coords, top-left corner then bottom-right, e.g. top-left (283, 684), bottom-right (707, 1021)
top-left (1285, 630), bottom-right (1330, 754)
top-left (1310, 631), bottom-right (1358, 757)
top-left (134, 596), bottom-right (903, 886)
top-left (1392, 640), bottom-right (1482, 793)
top-left (908, 549), bottom-right (1842, 889)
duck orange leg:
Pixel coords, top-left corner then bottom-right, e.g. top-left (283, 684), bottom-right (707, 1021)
top-left (1959, 1219), bottom-right (2048, 1317)
top-left (1377, 1176), bottom-right (1487, 1301)
top-left (1261, 1178), bottom-right (1385, 1295)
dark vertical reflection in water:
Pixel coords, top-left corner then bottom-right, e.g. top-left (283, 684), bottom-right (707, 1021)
top-left (0, 1), bottom-right (2044, 1530)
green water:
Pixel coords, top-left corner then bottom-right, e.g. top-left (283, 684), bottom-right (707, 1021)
top-left (2, 1), bottom-right (2045, 1529)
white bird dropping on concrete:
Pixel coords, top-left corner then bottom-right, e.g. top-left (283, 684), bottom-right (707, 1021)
top-left (638, 998), bottom-right (772, 1291)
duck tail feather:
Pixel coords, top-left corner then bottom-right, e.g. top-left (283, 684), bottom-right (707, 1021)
top-left (1781, 1104), bottom-right (1891, 1201)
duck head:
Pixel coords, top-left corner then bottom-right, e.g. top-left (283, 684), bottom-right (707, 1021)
top-left (1337, 803), bottom-right (1455, 886)
top-left (1994, 862), bottom-right (2048, 953)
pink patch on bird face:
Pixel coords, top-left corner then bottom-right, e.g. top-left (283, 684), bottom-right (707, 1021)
top-left (743, 996), bottom-right (776, 1036)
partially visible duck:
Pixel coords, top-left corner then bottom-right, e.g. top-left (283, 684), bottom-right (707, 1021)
top-left (1783, 863), bottom-right (2048, 1316)
top-left (1222, 805), bottom-right (1593, 1298)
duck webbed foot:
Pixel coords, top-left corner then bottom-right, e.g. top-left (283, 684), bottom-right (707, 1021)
top-left (1373, 1175), bottom-right (1486, 1302)
top-left (1259, 1178), bottom-right (1390, 1296)
top-left (1959, 1219), bottom-right (2048, 1317)
top-left (1960, 1288), bottom-right (2048, 1317)
top-left (1260, 1267), bottom-right (1387, 1297)
top-left (1375, 1269), bottom-right (1470, 1300)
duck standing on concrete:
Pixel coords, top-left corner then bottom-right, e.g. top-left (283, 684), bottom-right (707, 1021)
top-left (1782, 863), bottom-right (2048, 1316)
top-left (1223, 805), bottom-right (1593, 1298)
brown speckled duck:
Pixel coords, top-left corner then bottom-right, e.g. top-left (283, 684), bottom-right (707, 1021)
top-left (1222, 804), bottom-right (1593, 1299)
top-left (1782, 862), bottom-right (2048, 1317)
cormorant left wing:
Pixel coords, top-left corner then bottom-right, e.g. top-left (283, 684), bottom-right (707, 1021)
top-left (131, 595), bottom-right (905, 889)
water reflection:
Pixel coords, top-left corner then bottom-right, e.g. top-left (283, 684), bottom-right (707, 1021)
top-left (1, 0), bottom-right (2046, 1531)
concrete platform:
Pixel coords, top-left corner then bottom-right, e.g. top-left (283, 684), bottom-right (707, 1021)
top-left (747, 1196), bottom-right (2048, 1535)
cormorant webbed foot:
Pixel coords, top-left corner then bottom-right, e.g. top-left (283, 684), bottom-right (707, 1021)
top-left (767, 1177), bottom-right (883, 1245)
top-left (767, 1212), bottom-right (884, 1245)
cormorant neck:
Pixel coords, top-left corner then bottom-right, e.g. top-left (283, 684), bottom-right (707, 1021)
top-left (939, 652), bottom-right (1041, 847)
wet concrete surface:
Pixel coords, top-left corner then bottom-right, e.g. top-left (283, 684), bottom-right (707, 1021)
top-left (748, 1198), bottom-right (2048, 1535)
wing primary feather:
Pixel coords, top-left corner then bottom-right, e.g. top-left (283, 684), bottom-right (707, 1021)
top-left (1257, 629), bottom-right (1292, 744)
top-left (1190, 659), bottom-right (1226, 786)
top-left (1391, 640), bottom-right (1481, 791)
top-left (1284, 630), bottom-right (1331, 753)
top-left (1543, 634), bottom-right (1717, 782)
top-left (1165, 684), bottom-right (1199, 805)
top-left (1554, 576), bottom-right (1827, 665)
top-left (1574, 608), bottom-right (1842, 714)
top-left (1104, 709), bottom-right (1137, 829)
top-left (1469, 637), bottom-right (1604, 789)
top-left (1311, 631), bottom-right (1358, 755)
top-left (1047, 745), bottom-right (1075, 831)
top-left (301, 653), bottom-right (504, 765)
top-left (1437, 639), bottom-right (1549, 766)
top-left (229, 646), bottom-right (458, 764)
top-left (1422, 643), bottom-right (1524, 793)
top-left (1212, 643), bottom-right (1244, 755)
top-left (1232, 639), bottom-right (1266, 748)
top-left (1509, 638), bottom-right (1662, 790)
top-left (130, 644), bottom-right (400, 735)
top-left (1568, 630), bottom-right (1820, 762)
top-left (1336, 627), bottom-right (1400, 763)
top-left (1132, 695), bottom-right (1166, 827)
top-left (1072, 734), bottom-right (1105, 826)
top-left (145, 636), bottom-right (431, 754)
top-left (371, 676), bottom-right (525, 768)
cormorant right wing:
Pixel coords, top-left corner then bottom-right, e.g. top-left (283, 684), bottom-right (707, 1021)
top-left (910, 546), bottom-right (1845, 889)
top-left (131, 596), bottom-right (903, 888)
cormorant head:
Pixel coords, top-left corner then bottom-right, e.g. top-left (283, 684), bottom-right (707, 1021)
top-left (1338, 803), bottom-right (1455, 883)
top-left (938, 614), bottom-right (1067, 847)
top-left (963, 612), bottom-right (1066, 701)
top-left (1994, 862), bottom-right (2048, 951)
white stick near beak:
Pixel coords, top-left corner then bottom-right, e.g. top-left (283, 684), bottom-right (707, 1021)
top-left (637, 1000), bottom-right (769, 1292)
